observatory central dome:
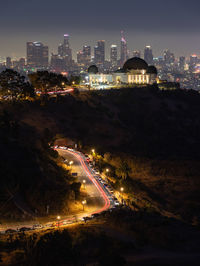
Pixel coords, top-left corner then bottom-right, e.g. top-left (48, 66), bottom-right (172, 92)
top-left (123, 57), bottom-right (148, 71)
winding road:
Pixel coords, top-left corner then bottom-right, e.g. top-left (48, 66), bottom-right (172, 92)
top-left (0, 148), bottom-right (113, 233)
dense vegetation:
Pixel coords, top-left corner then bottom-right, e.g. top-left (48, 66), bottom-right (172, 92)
top-left (9, 86), bottom-right (199, 224)
top-left (0, 104), bottom-right (80, 220)
top-left (1, 209), bottom-right (200, 265)
top-left (1, 74), bottom-right (200, 265)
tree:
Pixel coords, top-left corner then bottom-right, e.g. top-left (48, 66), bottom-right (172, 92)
top-left (28, 71), bottom-right (69, 94)
top-left (0, 69), bottom-right (34, 99)
top-left (116, 160), bottom-right (131, 180)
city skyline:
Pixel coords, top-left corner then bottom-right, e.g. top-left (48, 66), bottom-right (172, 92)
top-left (1, 32), bottom-right (200, 62)
top-left (1, 0), bottom-right (200, 59)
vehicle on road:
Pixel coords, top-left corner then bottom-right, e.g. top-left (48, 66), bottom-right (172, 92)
top-left (5, 229), bottom-right (17, 234)
top-left (32, 224), bottom-right (43, 229)
top-left (94, 170), bottom-right (100, 175)
top-left (91, 213), bottom-right (100, 218)
top-left (19, 227), bottom-right (31, 232)
top-left (114, 200), bottom-right (120, 206)
top-left (81, 216), bottom-right (92, 222)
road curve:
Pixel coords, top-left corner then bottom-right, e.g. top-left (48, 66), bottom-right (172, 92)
top-left (0, 148), bottom-right (112, 233)
top-left (57, 149), bottom-right (111, 216)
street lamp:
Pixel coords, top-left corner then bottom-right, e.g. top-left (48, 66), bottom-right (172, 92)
top-left (69, 161), bottom-right (73, 169)
top-left (82, 200), bottom-right (87, 211)
top-left (106, 168), bottom-right (109, 173)
top-left (91, 149), bottom-right (95, 154)
top-left (120, 187), bottom-right (124, 205)
top-left (83, 180), bottom-right (86, 189)
top-left (57, 216), bottom-right (61, 228)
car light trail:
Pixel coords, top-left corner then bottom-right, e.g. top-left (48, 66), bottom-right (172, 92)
top-left (63, 150), bottom-right (110, 215)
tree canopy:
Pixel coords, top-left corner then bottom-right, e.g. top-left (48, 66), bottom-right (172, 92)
top-left (0, 69), bottom-right (34, 99)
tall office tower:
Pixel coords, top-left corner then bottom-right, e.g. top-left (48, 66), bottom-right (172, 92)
top-left (94, 40), bottom-right (105, 65)
top-left (133, 50), bottom-right (141, 58)
top-left (27, 42), bottom-right (49, 68)
top-left (58, 34), bottom-right (72, 66)
top-left (179, 56), bottom-right (185, 72)
top-left (77, 46), bottom-right (91, 67)
top-left (120, 31), bottom-right (128, 65)
top-left (110, 44), bottom-right (118, 67)
top-left (6, 57), bottom-right (12, 68)
top-left (189, 54), bottom-right (198, 71)
top-left (50, 54), bottom-right (65, 73)
top-left (82, 45), bottom-right (91, 65)
top-left (18, 58), bottom-right (25, 70)
top-left (164, 49), bottom-right (175, 64)
top-left (77, 51), bottom-right (84, 65)
top-left (144, 46), bottom-right (153, 65)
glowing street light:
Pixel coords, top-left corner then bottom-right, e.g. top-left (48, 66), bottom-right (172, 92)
top-left (106, 168), bottom-right (109, 173)
top-left (120, 187), bottom-right (124, 205)
top-left (91, 149), bottom-right (95, 154)
top-left (82, 200), bottom-right (87, 211)
top-left (83, 180), bottom-right (86, 189)
top-left (69, 161), bottom-right (74, 169)
top-left (57, 215), bottom-right (61, 228)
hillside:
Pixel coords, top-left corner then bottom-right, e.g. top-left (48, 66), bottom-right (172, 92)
top-left (0, 105), bottom-right (80, 221)
top-left (1, 86), bottom-right (200, 224)
top-left (16, 86), bottom-right (200, 224)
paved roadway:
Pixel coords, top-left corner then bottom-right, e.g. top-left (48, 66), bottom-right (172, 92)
top-left (0, 148), bottom-right (113, 233)
top-left (58, 149), bottom-right (111, 215)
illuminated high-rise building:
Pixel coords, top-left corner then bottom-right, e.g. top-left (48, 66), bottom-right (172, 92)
top-left (120, 31), bottom-right (128, 65)
top-left (27, 42), bottom-right (49, 68)
top-left (50, 54), bottom-right (66, 73)
top-left (77, 46), bottom-right (91, 67)
top-left (58, 34), bottom-right (72, 67)
top-left (110, 44), bottom-right (118, 67)
top-left (94, 40), bottom-right (105, 66)
top-left (77, 51), bottom-right (84, 65)
top-left (133, 50), bottom-right (141, 58)
top-left (144, 46), bottom-right (153, 65)
top-left (6, 57), bottom-right (12, 68)
top-left (179, 56), bottom-right (185, 72)
top-left (189, 54), bottom-right (198, 72)
top-left (164, 49), bottom-right (175, 64)
top-left (83, 46), bottom-right (91, 65)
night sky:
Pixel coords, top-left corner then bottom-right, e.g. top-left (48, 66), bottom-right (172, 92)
top-left (0, 0), bottom-right (200, 59)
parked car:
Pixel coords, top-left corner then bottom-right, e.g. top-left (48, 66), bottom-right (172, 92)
top-left (19, 227), bottom-right (31, 232)
top-left (5, 229), bottom-right (17, 234)
top-left (32, 224), bottom-right (43, 229)
top-left (114, 200), bottom-right (120, 206)
top-left (91, 213), bottom-right (100, 218)
top-left (81, 216), bottom-right (92, 222)
top-left (94, 170), bottom-right (100, 175)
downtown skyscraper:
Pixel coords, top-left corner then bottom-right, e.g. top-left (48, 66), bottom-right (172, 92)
top-left (144, 46), bottom-right (153, 65)
top-left (58, 34), bottom-right (73, 67)
top-left (94, 40), bottom-right (105, 67)
top-left (110, 44), bottom-right (118, 68)
top-left (27, 42), bottom-right (49, 68)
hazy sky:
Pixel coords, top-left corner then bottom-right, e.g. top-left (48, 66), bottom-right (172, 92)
top-left (0, 0), bottom-right (200, 59)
